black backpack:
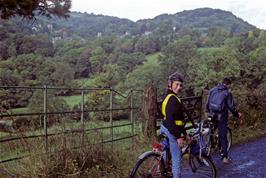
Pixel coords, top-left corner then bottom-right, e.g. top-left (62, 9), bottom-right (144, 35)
top-left (208, 88), bottom-right (228, 113)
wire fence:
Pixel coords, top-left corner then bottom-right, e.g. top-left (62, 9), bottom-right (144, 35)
top-left (0, 86), bottom-right (143, 164)
top-left (0, 85), bottom-right (203, 166)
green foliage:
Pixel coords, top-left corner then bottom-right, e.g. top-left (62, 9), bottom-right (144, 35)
top-left (0, 8), bottom-right (264, 131)
top-left (188, 47), bottom-right (241, 90)
top-left (85, 90), bottom-right (110, 121)
top-left (116, 52), bottom-right (146, 76)
top-left (135, 36), bottom-right (160, 54)
top-left (159, 36), bottom-right (197, 79)
top-left (60, 95), bottom-right (87, 108)
top-left (1, 8), bottom-right (266, 177)
top-left (204, 27), bottom-right (230, 46)
top-left (93, 64), bottom-right (121, 88)
top-left (126, 53), bottom-right (163, 90)
top-left (28, 90), bottom-right (69, 113)
top-left (138, 8), bottom-right (255, 34)
top-left (0, 0), bottom-right (71, 19)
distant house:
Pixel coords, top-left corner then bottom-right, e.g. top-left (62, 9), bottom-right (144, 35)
top-left (97, 32), bottom-right (102, 37)
top-left (173, 26), bottom-right (176, 32)
top-left (52, 36), bottom-right (62, 44)
top-left (125, 31), bottom-right (131, 36)
top-left (144, 31), bottom-right (152, 35)
top-left (47, 24), bottom-right (53, 31)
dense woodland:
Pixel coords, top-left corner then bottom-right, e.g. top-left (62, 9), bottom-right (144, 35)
top-left (0, 8), bottom-right (265, 125)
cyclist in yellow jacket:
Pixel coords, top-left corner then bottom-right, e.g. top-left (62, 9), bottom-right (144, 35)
top-left (160, 71), bottom-right (189, 178)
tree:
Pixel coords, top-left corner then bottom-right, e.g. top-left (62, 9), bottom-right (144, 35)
top-left (205, 27), bottom-right (230, 46)
top-left (135, 36), bottom-right (160, 54)
top-left (187, 47), bottom-right (241, 90)
top-left (125, 55), bottom-right (163, 91)
top-left (159, 36), bottom-right (197, 80)
top-left (88, 46), bottom-right (109, 74)
top-left (0, 0), bottom-right (71, 19)
top-left (258, 30), bottom-right (266, 47)
top-left (240, 47), bottom-right (266, 89)
top-left (0, 68), bottom-right (33, 108)
top-left (116, 52), bottom-right (146, 76)
top-left (51, 62), bottom-right (74, 86)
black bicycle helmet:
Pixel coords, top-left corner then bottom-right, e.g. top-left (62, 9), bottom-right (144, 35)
top-left (168, 72), bottom-right (184, 83)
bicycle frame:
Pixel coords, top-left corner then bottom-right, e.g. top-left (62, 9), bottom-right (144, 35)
top-left (204, 116), bottom-right (233, 156)
top-left (151, 126), bottom-right (206, 175)
top-left (131, 121), bottom-right (217, 178)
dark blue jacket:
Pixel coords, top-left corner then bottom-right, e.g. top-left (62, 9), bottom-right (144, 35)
top-left (207, 84), bottom-right (239, 118)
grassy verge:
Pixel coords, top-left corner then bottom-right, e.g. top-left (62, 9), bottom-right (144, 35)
top-left (0, 134), bottom-right (150, 178)
top-left (232, 124), bottom-right (266, 145)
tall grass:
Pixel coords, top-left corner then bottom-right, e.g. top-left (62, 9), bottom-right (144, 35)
top-left (1, 132), bottom-right (150, 178)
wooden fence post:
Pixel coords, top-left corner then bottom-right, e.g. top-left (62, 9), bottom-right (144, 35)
top-left (201, 89), bottom-right (209, 119)
top-left (142, 85), bottom-right (157, 139)
top-left (43, 85), bottom-right (48, 152)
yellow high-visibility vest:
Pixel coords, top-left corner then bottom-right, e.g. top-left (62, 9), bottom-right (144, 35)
top-left (161, 94), bottom-right (183, 126)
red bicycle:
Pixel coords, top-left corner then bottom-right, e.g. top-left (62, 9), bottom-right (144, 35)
top-left (130, 121), bottom-right (216, 178)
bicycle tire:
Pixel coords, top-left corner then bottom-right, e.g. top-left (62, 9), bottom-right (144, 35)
top-left (206, 127), bottom-right (232, 156)
top-left (226, 127), bottom-right (232, 153)
top-left (130, 151), bottom-right (165, 178)
top-left (204, 131), bottom-right (212, 156)
top-left (188, 154), bottom-right (217, 178)
top-left (216, 127), bottom-right (232, 153)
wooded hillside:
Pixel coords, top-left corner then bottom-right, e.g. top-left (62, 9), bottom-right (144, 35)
top-left (0, 8), bottom-right (265, 126)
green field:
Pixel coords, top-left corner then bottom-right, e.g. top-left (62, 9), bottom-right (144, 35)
top-left (60, 94), bottom-right (88, 108)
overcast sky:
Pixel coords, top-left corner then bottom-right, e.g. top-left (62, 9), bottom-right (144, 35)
top-left (71, 0), bottom-right (266, 30)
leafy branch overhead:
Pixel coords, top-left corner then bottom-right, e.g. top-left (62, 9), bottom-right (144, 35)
top-left (0, 0), bottom-right (71, 19)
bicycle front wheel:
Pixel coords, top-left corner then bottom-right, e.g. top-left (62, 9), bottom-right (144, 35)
top-left (188, 154), bottom-right (216, 178)
top-left (130, 151), bottom-right (165, 178)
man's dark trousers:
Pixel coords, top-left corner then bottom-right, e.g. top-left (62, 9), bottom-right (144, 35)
top-left (217, 113), bottom-right (228, 158)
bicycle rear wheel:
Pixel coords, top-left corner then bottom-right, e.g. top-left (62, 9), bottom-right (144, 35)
top-left (216, 127), bottom-right (232, 153)
top-left (188, 154), bottom-right (216, 178)
top-left (206, 127), bottom-right (232, 156)
top-left (130, 151), bottom-right (165, 178)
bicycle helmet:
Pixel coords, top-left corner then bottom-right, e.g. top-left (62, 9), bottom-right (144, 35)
top-left (168, 72), bottom-right (184, 83)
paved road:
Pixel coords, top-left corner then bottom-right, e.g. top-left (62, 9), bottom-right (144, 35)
top-left (212, 136), bottom-right (266, 178)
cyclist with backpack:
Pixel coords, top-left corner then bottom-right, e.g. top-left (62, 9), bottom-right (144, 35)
top-left (160, 71), bottom-right (191, 178)
top-left (206, 77), bottom-right (242, 164)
